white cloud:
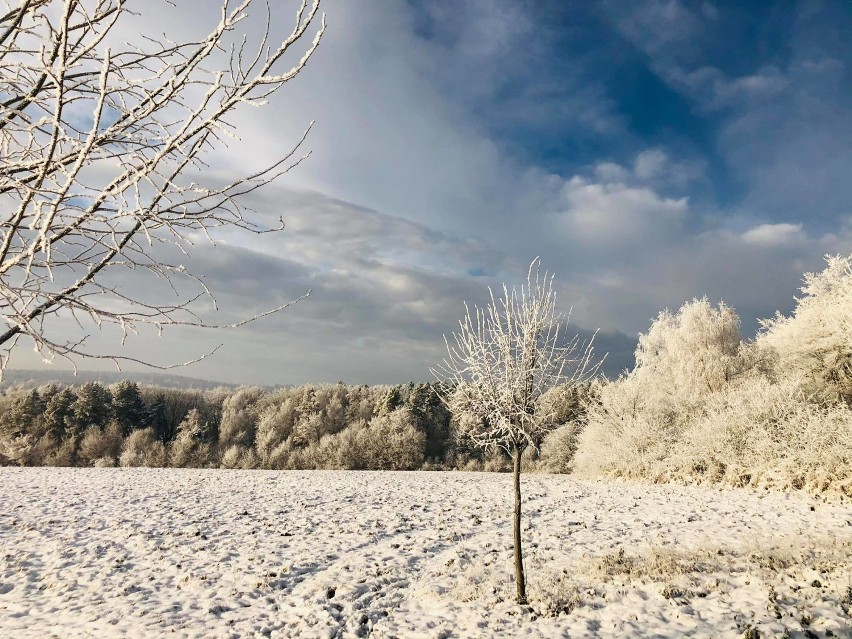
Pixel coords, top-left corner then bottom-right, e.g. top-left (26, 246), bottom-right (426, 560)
top-left (554, 175), bottom-right (688, 249)
top-left (741, 223), bottom-right (804, 246)
top-left (633, 149), bottom-right (668, 180)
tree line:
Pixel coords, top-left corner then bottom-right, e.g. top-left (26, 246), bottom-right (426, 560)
top-left (0, 379), bottom-right (588, 471)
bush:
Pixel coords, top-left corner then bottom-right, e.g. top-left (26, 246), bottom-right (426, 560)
top-left (669, 377), bottom-right (852, 495)
top-left (220, 444), bottom-right (258, 469)
top-left (169, 431), bottom-right (211, 468)
top-left (574, 275), bottom-right (852, 497)
top-left (120, 428), bottom-right (167, 467)
top-left (77, 422), bottom-right (124, 467)
top-left (759, 254), bottom-right (852, 404)
top-left (536, 423), bottom-right (583, 473)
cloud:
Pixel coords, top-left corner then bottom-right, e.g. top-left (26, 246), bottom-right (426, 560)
top-left (10, 0), bottom-right (852, 388)
top-left (741, 223), bottom-right (804, 246)
top-left (555, 176), bottom-right (687, 248)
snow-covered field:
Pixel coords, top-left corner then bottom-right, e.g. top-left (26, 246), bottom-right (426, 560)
top-left (1, 468), bottom-right (850, 638)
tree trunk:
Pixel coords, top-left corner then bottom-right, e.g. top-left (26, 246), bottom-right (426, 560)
top-left (512, 443), bottom-right (527, 604)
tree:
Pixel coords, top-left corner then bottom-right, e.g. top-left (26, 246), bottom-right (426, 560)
top-left (145, 392), bottom-right (170, 443)
top-left (408, 382), bottom-right (452, 461)
top-left (573, 298), bottom-right (763, 480)
top-left (1, 388), bottom-right (44, 435)
top-left (169, 407), bottom-right (211, 467)
top-left (119, 427), bottom-right (166, 467)
top-left (43, 386), bottom-right (76, 440)
top-left (434, 259), bottom-right (601, 604)
top-left (110, 380), bottom-right (145, 435)
top-left (0, 0), bottom-right (325, 378)
top-left (68, 381), bottom-right (111, 436)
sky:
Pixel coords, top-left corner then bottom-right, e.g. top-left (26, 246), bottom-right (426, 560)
top-left (13, 0), bottom-right (852, 385)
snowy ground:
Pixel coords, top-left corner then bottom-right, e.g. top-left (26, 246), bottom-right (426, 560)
top-left (1, 468), bottom-right (850, 638)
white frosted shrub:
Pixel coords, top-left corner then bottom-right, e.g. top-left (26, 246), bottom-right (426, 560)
top-left (365, 408), bottom-right (426, 470)
top-left (669, 376), bottom-right (852, 495)
top-left (291, 409), bottom-right (426, 470)
top-left (218, 387), bottom-right (264, 450)
top-left (255, 403), bottom-right (295, 468)
top-left (291, 411), bottom-right (325, 446)
top-left (573, 376), bottom-right (682, 480)
top-left (266, 439), bottom-right (295, 469)
top-left (760, 254), bottom-right (852, 404)
top-left (119, 428), bottom-right (167, 467)
top-left (536, 423), bottom-right (583, 473)
top-left (634, 298), bottom-right (748, 398)
top-left (169, 430), bottom-right (211, 468)
top-left (0, 432), bottom-right (35, 466)
top-left (574, 299), bottom-right (756, 481)
top-left (77, 422), bottom-right (124, 466)
top-left (220, 444), bottom-right (257, 469)
top-left (575, 286), bottom-right (852, 496)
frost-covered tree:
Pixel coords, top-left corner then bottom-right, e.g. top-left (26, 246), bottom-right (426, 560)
top-left (573, 288), bottom-right (852, 496)
top-left (0, 388), bottom-right (44, 435)
top-left (574, 298), bottom-right (754, 479)
top-left (434, 259), bottom-right (601, 604)
top-left (169, 408), bottom-right (211, 467)
top-left (119, 428), bottom-right (166, 467)
top-left (43, 387), bottom-right (76, 440)
top-left (760, 254), bottom-right (852, 404)
top-left (363, 407), bottom-right (425, 470)
top-left (218, 387), bottom-right (264, 450)
top-left (77, 421), bottom-right (123, 466)
top-left (0, 0), bottom-right (324, 377)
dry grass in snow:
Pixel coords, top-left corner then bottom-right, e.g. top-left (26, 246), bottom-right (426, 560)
top-left (1, 468), bottom-right (850, 638)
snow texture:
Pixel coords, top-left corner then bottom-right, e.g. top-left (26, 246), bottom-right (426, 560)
top-left (1, 468), bottom-right (850, 638)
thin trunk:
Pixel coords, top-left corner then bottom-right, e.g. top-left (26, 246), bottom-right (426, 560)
top-left (512, 443), bottom-right (527, 604)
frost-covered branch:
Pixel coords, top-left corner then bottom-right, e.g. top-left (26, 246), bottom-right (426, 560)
top-left (433, 258), bottom-right (602, 453)
top-left (0, 0), bottom-right (325, 378)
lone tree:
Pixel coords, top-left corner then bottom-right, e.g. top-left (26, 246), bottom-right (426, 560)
top-left (434, 259), bottom-right (602, 604)
top-left (0, 0), bottom-right (325, 378)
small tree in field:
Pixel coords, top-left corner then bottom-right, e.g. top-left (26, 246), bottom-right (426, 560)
top-left (434, 259), bottom-right (601, 604)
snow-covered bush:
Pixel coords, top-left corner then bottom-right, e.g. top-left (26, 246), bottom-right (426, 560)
top-left (291, 408), bottom-right (426, 470)
top-left (77, 422), bottom-right (124, 467)
top-left (254, 402), bottom-right (295, 468)
top-left (120, 428), bottom-right (167, 467)
top-left (535, 423), bottom-right (583, 473)
top-left (574, 266), bottom-right (852, 496)
top-left (361, 408), bottom-right (426, 470)
top-left (220, 444), bottom-right (258, 470)
top-left (218, 387), bottom-right (264, 451)
top-left (574, 298), bottom-right (756, 481)
top-left (759, 254), bottom-right (852, 404)
top-left (668, 376), bottom-right (852, 495)
top-left (169, 409), bottom-right (212, 468)
top-left (0, 432), bottom-right (36, 466)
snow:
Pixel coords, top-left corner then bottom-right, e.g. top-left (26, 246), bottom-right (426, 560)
top-left (1, 468), bottom-right (850, 638)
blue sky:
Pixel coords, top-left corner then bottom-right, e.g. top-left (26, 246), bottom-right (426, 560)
top-left (15, 0), bottom-right (852, 385)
